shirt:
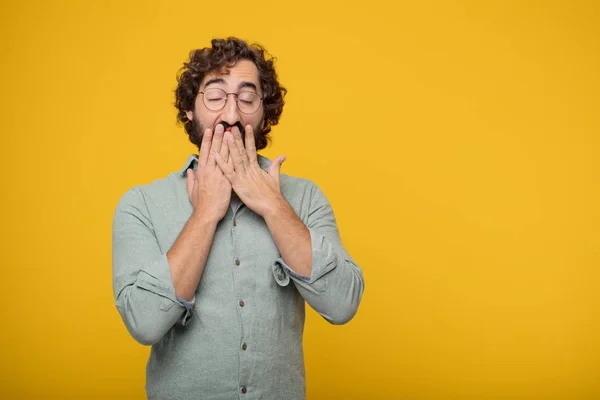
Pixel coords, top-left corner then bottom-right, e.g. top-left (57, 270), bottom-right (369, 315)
top-left (112, 154), bottom-right (365, 400)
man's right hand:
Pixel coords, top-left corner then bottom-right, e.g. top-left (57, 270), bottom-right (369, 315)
top-left (186, 124), bottom-right (232, 222)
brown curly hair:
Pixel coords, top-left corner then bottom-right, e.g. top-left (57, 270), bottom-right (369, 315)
top-left (175, 37), bottom-right (286, 151)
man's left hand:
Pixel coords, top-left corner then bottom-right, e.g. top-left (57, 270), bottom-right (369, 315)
top-left (215, 125), bottom-right (287, 217)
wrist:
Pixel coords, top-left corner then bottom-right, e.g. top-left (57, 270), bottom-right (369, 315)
top-left (263, 195), bottom-right (291, 221)
top-left (191, 209), bottom-right (221, 226)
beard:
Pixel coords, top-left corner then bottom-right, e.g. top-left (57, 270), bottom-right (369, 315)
top-left (190, 115), bottom-right (263, 152)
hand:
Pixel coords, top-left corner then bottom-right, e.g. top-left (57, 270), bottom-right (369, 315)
top-left (186, 124), bottom-right (232, 222)
top-left (215, 125), bottom-right (286, 217)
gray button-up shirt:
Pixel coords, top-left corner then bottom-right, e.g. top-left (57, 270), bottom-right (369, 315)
top-left (112, 154), bottom-right (365, 399)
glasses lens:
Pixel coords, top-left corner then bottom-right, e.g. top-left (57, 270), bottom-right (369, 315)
top-left (237, 92), bottom-right (260, 114)
top-left (203, 88), bottom-right (227, 111)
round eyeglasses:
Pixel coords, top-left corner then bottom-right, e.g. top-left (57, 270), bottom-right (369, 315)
top-left (199, 88), bottom-right (263, 114)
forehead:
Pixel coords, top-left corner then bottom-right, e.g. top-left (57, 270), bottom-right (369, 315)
top-left (201, 59), bottom-right (260, 88)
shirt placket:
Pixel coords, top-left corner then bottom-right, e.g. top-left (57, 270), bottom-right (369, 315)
top-left (231, 205), bottom-right (252, 398)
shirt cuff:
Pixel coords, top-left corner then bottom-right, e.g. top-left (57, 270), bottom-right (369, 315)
top-left (272, 229), bottom-right (338, 287)
top-left (272, 260), bottom-right (291, 287)
top-left (273, 258), bottom-right (310, 282)
top-left (175, 295), bottom-right (196, 326)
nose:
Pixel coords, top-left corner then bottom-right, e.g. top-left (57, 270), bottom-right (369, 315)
top-left (220, 94), bottom-right (241, 126)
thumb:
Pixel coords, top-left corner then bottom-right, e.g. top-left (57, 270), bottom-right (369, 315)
top-left (186, 168), bottom-right (195, 199)
top-left (268, 155), bottom-right (286, 178)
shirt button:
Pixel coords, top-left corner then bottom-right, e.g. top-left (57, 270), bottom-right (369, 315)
top-left (241, 386), bottom-right (247, 394)
top-left (235, 259), bottom-right (240, 266)
top-left (239, 300), bottom-right (245, 307)
top-left (233, 220), bottom-right (237, 227)
top-left (241, 343), bottom-right (247, 351)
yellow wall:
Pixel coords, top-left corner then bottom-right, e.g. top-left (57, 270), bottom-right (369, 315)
top-left (1, 0), bottom-right (598, 399)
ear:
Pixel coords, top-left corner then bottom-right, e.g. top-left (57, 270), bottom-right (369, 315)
top-left (185, 110), bottom-right (194, 121)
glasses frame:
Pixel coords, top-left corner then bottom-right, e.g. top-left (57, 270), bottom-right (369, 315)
top-left (199, 88), bottom-right (263, 115)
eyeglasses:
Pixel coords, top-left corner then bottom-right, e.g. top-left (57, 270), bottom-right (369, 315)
top-left (199, 88), bottom-right (263, 114)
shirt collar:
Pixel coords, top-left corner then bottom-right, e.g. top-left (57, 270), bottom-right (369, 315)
top-left (179, 153), bottom-right (272, 177)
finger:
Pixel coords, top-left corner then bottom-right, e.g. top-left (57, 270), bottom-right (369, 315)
top-left (268, 155), bottom-right (286, 182)
top-left (226, 130), bottom-right (245, 169)
top-left (198, 128), bottom-right (213, 166)
top-left (186, 169), bottom-right (195, 200)
top-left (244, 124), bottom-right (258, 164)
top-left (207, 124), bottom-right (224, 166)
top-left (227, 143), bottom-right (234, 167)
top-left (224, 136), bottom-right (234, 168)
top-left (232, 126), bottom-right (249, 167)
top-left (215, 149), bottom-right (235, 181)
top-left (219, 127), bottom-right (229, 163)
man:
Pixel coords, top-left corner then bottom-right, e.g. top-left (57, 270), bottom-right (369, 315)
top-left (112, 37), bottom-right (364, 399)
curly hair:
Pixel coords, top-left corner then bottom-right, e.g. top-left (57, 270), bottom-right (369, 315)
top-left (175, 37), bottom-right (287, 150)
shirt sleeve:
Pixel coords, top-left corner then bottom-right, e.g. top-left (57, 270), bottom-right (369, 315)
top-left (272, 183), bottom-right (365, 325)
top-left (112, 187), bottom-right (194, 346)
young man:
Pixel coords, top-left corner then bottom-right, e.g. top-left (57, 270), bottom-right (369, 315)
top-left (112, 37), bottom-right (364, 399)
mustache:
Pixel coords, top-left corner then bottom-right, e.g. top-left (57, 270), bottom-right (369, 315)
top-left (218, 121), bottom-right (245, 135)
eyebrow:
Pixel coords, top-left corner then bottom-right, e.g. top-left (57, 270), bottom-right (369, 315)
top-left (202, 78), bottom-right (259, 92)
top-left (238, 82), bottom-right (258, 92)
top-left (202, 78), bottom-right (226, 89)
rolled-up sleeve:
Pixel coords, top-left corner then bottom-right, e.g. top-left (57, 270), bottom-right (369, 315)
top-left (273, 183), bottom-right (365, 325)
top-left (112, 188), bottom-right (193, 346)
